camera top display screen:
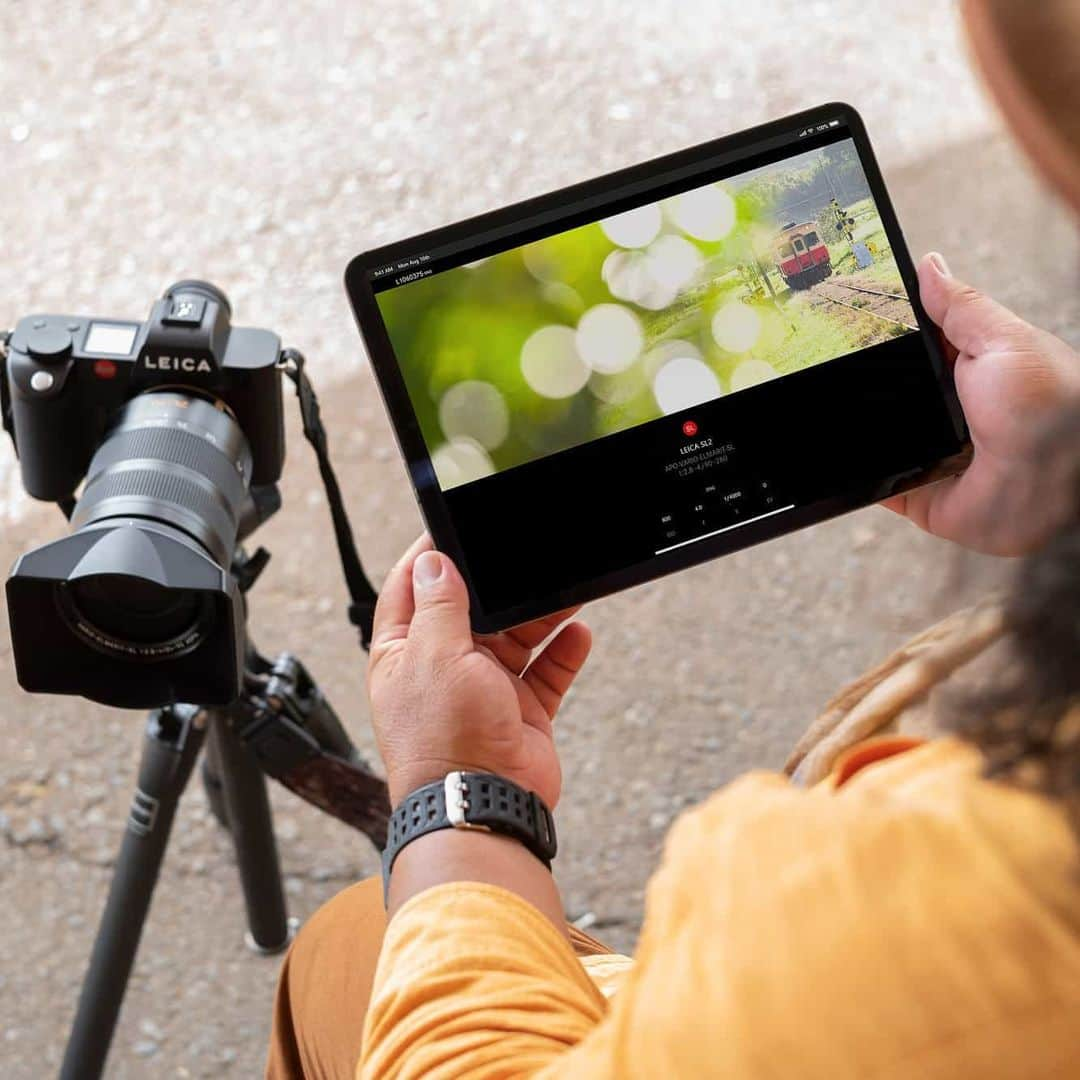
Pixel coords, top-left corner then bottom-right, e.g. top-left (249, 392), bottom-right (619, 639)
top-left (85, 322), bottom-right (139, 356)
top-left (346, 103), bottom-right (967, 632)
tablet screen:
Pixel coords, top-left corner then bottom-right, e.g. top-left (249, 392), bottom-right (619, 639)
top-left (348, 104), bottom-right (966, 631)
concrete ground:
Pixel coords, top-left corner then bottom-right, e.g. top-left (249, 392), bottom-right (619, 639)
top-left (1, 2), bottom-right (1077, 1076)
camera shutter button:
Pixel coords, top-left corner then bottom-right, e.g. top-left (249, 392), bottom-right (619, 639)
top-left (25, 325), bottom-right (73, 364)
top-left (30, 370), bottom-right (55, 392)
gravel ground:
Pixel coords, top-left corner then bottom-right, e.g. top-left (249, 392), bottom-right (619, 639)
top-left (1, 2), bottom-right (1078, 1076)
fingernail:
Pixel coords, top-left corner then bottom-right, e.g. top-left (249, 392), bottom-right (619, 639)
top-left (928, 252), bottom-right (951, 277)
top-left (413, 550), bottom-right (443, 588)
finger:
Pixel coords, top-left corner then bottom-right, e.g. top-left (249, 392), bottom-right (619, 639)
top-left (479, 604), bottom-right (583, 669)
top-left (473, 642), bottom-right (502, 667)
top-left (889, 475), bottom-right (964, 538)
top-left (523, 621), bottom-right (592, 719)
top-left (369, 534), bottom-right (432, 653)
top-left (409, 549), bottom-right (474, 659)
top-left (917, 252), bottom-right (1026, 358)
top-left (479, 606), bottom-right (583, 674)
top-left (878, 495), bottom-right (907, 516)
top-left (506, 606), bottom-right (582, 650)
top-left (478, 632), bottom-right (532, 675)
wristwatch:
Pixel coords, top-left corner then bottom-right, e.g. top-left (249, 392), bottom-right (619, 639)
top-left (381, 771), bottom-right (557, 901)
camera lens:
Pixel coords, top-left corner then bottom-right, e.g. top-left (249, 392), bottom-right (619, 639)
top-left (65, 576), bottom-right (207, 648)
top-left (71, 390), bottom-right (253, 568)
top-left (50, 389), bottom-right (253, 661)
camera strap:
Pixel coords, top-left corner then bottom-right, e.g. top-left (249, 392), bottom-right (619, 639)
top-left (280, 348), bottom-right (379, 650)
top-left (232, 650), bottom-right (390, 849)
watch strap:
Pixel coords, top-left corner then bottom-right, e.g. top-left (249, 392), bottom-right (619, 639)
top-left (382, 772), bottom-right (557, 899)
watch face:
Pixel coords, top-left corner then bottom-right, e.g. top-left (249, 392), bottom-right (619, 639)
top-left (347, 102), bottom-right (965, 633)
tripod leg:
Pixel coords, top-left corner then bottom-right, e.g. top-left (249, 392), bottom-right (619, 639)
top-left (200, 728), bottom-right (231, 830)
top-left (209, 715), bottom-right (292, 953)
top-left (61, 706), bottom-right (206, 1080)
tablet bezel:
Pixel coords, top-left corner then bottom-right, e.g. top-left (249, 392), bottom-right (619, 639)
top-left (345, 101), bottom-right (968, 632)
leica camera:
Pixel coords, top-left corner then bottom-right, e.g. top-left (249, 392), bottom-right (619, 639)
top-left (1, 281), bottom-right (287, 707)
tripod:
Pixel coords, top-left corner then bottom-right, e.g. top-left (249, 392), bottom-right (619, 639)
top-left (0, 327), bottom-right (391, 1076)
top-left (59, 640), bottom-right (390, 1079)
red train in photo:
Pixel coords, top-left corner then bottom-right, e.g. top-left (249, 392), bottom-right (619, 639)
top-left (773, 221), bottom-right (832, 289)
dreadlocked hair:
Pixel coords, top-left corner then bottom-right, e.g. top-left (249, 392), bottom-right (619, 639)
top-left (950, 410), bottom-right (1080, 832)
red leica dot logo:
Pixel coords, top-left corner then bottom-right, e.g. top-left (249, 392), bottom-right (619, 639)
top-left (682, 420), bottom-right (698, 437)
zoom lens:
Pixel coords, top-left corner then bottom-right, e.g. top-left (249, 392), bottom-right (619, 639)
top-left (71, 390), bottom-right (253, 567)
top-left (56, 390), bottom-right (252, 660)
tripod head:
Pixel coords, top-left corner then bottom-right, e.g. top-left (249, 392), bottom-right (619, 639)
top-left (222, 628), bottom-right (391, 848)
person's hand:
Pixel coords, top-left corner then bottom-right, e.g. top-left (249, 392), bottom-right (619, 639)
top-left (367, 535), bottom-right (591, 809)
top-left (883, 252), bottom-right (1080, 555)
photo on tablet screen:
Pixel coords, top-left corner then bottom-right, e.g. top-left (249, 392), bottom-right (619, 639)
top-left (375, 137), bottom-right (918, 491)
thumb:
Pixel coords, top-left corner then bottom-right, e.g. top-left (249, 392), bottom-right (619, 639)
top-left (917, 252), bottom-right (1027, 357)
top-left (408, 549), bottom-right (474, 658)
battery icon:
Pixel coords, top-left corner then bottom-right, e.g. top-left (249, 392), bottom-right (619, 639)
top-left (828, 119), bottom-right (840, 127)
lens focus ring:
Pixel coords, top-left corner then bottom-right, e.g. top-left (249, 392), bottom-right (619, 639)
top-left (77, 466), bottom-right (237, 556)
top-left (87, 425), bottom-right (249, 509)
top-left (70, 392), bottom-right (253, 565)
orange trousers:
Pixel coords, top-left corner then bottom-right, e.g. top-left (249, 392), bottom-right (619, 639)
top-left (265, 876), bottom-right (614, 1079)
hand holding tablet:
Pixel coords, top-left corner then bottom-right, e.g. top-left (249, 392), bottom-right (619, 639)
top-left (884, 251), bottom-right (1080, 557)
top-left (346, 103), bottom-right (969, 631)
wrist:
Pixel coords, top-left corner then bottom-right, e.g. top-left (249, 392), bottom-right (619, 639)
top-left (387, 828), bottom-right (566, 932)
top-left (383, 770), bottom-right (559, 909)
top-left (386, 759), bottom-right (472, 808)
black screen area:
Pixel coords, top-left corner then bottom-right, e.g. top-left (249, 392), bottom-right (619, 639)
top-left (443, 334), bottom-right (960, 615)
top-left (347, 103), bottom-right (967, 631)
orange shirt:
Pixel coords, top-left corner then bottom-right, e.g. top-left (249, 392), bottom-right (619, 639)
top-left (359, 739), bottom-right (1080, 1078)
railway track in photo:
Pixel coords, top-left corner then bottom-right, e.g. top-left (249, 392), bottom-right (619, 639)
top-left (810, 278), bottom-right (919, 333)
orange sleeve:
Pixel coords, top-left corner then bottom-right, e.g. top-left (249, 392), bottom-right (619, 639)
top-left (358, 882), bottom-right (607, 1079)
top-left (360, 741), bottom-right (1080, 1079)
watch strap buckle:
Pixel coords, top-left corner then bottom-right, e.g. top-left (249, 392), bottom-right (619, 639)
top-left (529, 789), bottom-right (557, 862)
top-left (444, 770), bottom-right (491, 831)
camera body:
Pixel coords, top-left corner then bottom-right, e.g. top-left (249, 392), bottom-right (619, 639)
top-left (3, 282), bottom-right (285, 502)
top-left (2, 282), bottom-right (291, 708)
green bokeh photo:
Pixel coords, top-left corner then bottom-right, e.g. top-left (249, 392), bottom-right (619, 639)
top-left (376, 139), bottom-right (916, 490)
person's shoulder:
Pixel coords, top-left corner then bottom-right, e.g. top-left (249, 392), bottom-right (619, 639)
top-left (631, 739), bottom-right (1080, 1073)
top-left (650, 738), bottom-right (1080, 960)
top-left (664, 738), bottom-right (1073, 881)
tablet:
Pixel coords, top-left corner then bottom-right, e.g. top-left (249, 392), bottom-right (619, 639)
top-left (345, 102), bottom-right (968, 633)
